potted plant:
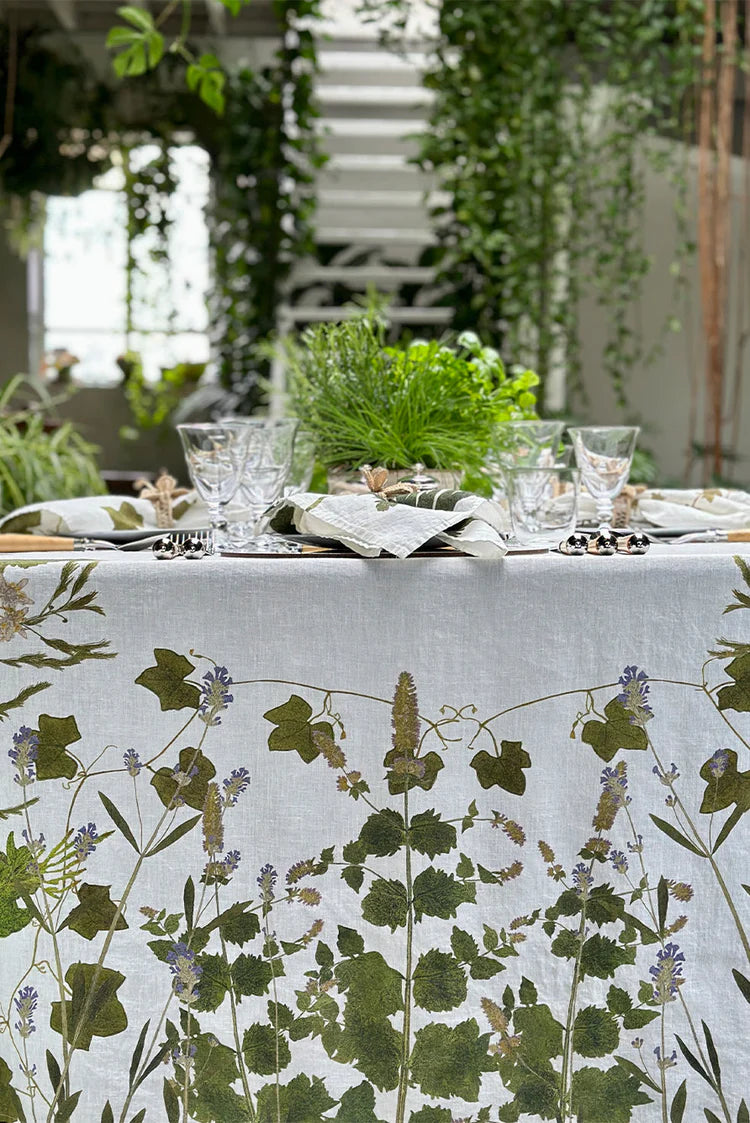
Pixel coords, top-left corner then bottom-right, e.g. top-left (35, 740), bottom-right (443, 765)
top-left (0, 375), bottom-right (105, 516)
top-left (284, 314), bottom-right (540, 492)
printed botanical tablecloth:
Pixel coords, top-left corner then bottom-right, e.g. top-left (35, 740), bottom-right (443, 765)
top-left (0, 546), bottom-right (748, 1123)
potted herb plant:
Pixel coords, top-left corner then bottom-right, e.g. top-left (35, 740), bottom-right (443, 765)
top-left (284, 314), bottom-right (540, 491)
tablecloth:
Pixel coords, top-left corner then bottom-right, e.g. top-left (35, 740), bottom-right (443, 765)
top-left (0, 546), bottom-right (748, 1123)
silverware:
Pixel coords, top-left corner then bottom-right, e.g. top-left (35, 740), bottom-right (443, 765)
top-left (0, 531), bottom-right (213, 554)
top-left (658, 528), bottom-right (750, 544)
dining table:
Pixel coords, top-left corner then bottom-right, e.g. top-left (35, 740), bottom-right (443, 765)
top-left (0, 543), bottom-right (748, 1123)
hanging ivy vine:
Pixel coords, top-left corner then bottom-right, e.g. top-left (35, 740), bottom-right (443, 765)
top-left (414, 0), bottom-right (703, 411)
top-left (198, 0), bottom-right (326, 410)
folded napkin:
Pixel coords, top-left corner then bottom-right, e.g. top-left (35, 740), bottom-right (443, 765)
top-left (576, 486), bottom-right (750, 530)
top-left (0, 494), bottom-right (206, 536)
top-left (268, 489), bottom-right (508, 558)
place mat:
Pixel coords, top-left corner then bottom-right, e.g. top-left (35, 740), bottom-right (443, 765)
top-left (0, 493), bottom-right (207, 536)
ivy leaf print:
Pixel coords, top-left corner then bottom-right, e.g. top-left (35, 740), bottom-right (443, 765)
top-left (35, 714), bottom-right (81, 781)
top-left (0, 832), bottom-right (37, 937)
top-left (410, 1019), bottom-right (492, 1101)
top-left (0, 1056), bottom-right (25, 1123)
top-left (470, 741), bottom-right (531, 794)
top-left (699, 749), bottom-right (750, 813)
top-left (62, 883), bottom-right (128, 941)
top-left (717, 651), bottom-right (750, 712)
top-left (383, 746), bottom-right (444, 794)
top-left (151, 747), bottom-right (216, 811)
top-left (263, 695), bottom-right (334, 764)
top-left (581, 699), bottom-right (648, 762)
top-left (103, 502), bottom-right (144, 530)
top-left (50, 963), bottom-right (128, 1051)
top-left (135, 649), bottom-right (201, 711)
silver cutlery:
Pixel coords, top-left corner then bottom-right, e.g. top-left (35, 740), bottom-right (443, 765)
top-left (0, 531), bottom-right (213, 555)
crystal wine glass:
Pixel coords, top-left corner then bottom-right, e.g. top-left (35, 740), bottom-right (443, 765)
top-left (567, 426), bottom-right (639, 527)
top-left (177, 422), bottom-right (250, 554)
top-left (485, 420), bottom-right (566, 501)
top-left (224, 418), bottom-right (298, 551)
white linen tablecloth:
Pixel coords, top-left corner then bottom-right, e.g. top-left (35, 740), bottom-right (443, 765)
top-left (0, 545), bottom-right (748, 1122)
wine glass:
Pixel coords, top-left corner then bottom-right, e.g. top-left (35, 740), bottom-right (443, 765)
top-left (223, 418), bottom-right (298, 551)
top-left (567, 426), bottom-right (639, 527)
top-left (507, 465), bottom-right (579, 547)
top-left (283, 428), bottom-right (317, 497)
top-left (485, 420), bottom-right (566, 501)
top-left (177, 422), bottom-right (250, 554)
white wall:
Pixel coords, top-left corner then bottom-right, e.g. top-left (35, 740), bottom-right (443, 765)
top-left (577, 144), bottom-right (750, 485)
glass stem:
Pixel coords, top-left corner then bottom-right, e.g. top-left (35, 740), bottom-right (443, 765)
top-left (595, 497), bottom-right (614, 527)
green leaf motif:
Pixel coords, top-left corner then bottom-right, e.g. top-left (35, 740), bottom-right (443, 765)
top-left (580, 933), bottom-right (636, 979)
top-left (231, 953), bottom-right (274, 999)
top-left (383, 747), bottom-right (444, 794)
top-left (411, 1019), bottom-right (491, 1101)
top-left (470, 741), bottom-right (531, 794)
top-left (242, 1023), bottom-right (291, 1075)
top-left (62, 883), bottom-right (128, 941)
top-left (35, 713), bottom-right (81, 780)
top-left (337, 925), bottom-right (365, 958)
top-left (358, 809), bottom-right (404, 856)
top-left (518, 976), bottom-right (538, 1005)
top-left (0, 832), bottom-right (37, 937)
top-left (413, 950), bottom-right (467, 1011)
top-left (50, 963), bottom-right (128, 1051)
top-left (0, 1055), bottom-right (25, 1123)
top-left (135, 649), bottom-right (200, 711)
top-left (514, 1004), bottom-right (563, 1065)
top-left (193, 953), bottom-right (230, 1013)
top-left (264, 695), bottom-right (334, 764)
top-left (699, 749), bottom-right (750, 813)
top-left (581, 698), bottom-right (648, 762)
top-left (413, 868), bottom-right (476, 922)
top-left (409, 1109), bottom-right (452, 1123)
top-left (409, 809), bottom-right (457, 857)
top-left (621, 1008), bottom-right (659, 1030)
top-left (572, 1064), bottom-right (652, 1122)
top-left (335, 952), bottom-right (403, 1090)
top-left (717, 652), bottom-right (750, 712)
top-left (361, 878), bottom-right (408, 930)
top-left (152, 747), bottom-right (216, 810)
top-left (573, 1005), bottom-right (620, 1057)
top-left (256, 1074), bottom-right (335, 1123)
top-left (649, 815), bottom-right (705, 859)
top-left (335, 1081), bottom-right (384, 1122)
top-left (451, 926), bottom-right (480, 964)
top-left (103, 502), bottom-right (144, 530)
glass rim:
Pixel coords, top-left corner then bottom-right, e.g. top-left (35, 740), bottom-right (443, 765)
top-left (567, 425), bottom-right (640, 435)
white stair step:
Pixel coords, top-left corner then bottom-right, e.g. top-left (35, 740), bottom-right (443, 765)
top-left (279, 305), bottom-right (451, 324)
top-left (317, 84), bottom-right (433, 107)
top-left (293, 264), bottom-right (436, 284)
top-left (314, 226), bottom-right (436, 246)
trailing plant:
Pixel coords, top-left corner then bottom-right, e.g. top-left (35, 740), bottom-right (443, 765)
top-left (0, 375), bottom-right (105, 516)
top-left (415, 0), bottom-right (703, 414)
top-left (284, 313), bottom-right (539, 472)
top-left (118, 351), bottom-right (206, 438)
top-left (202, 2), bottom-right (326, 410)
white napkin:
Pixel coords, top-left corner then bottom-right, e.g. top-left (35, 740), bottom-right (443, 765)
top-left (576, 487), bottom-right (750, 530)
top-left (0, 494), bottom-right (206, 536)
top-left (268, 490), bottom-right (508, 558)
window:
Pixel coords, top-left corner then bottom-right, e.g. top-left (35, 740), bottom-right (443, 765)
top-left (42, 144), bottom-right (210, 385)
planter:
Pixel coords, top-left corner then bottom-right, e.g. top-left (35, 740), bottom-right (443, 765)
top-left (327, 466), bottom-right (463, 495)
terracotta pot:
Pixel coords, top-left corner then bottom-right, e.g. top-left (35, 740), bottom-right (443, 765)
top-left (326, 466), bottom-right (463, 495)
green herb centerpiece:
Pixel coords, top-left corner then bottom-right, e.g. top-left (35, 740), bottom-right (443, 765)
top-left (284, 314), bottom-right (539, 489)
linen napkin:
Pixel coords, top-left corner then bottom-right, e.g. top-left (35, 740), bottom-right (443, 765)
top-left (0, 493), bottom-right (205, 536)
top-left (576, 486), bottom-right (750, 529)
top-left (267, 489), bottom-right (508, 558)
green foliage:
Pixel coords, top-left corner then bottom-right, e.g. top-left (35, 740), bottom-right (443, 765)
top-left (581, 699), bottom-right (649, 762)
top-left (106, 7), bottom-right (164, 78)
top-left (50, 963), bottom-right (128, 1051)
top-left (134, 648), bottom-right (200, 712)
top-left (204, 5), bottom-right (325, 409)
top-left (285, 315), bottom-right (538, 471)
top-left (62, 883), bottom-right (129, 941)
top-left (0, 376), bottom-right (105, 517)
top-left (412, 0), bottom-right (702, 410)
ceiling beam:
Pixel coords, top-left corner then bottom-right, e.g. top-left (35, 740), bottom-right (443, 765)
top-left (47, 0), bottom-right (76, 29)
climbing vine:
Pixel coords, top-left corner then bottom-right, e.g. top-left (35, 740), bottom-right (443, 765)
top-left (201, 0), bottom-right (326, 409)
top-left (417, 0), bottom-right (703, 410)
